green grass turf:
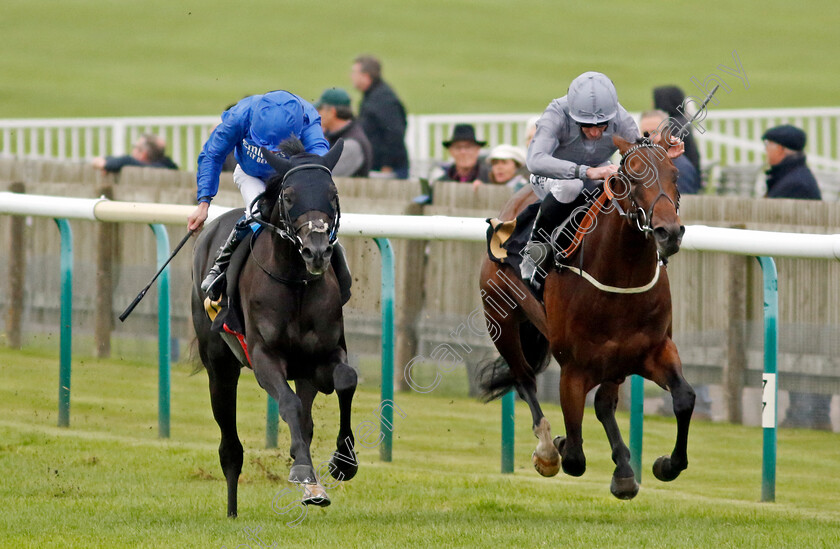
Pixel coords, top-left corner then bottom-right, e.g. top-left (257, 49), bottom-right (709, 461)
top-left (2, 0), bottom-right (839, 119)
top-left (1, 346), bottom-right (839, 548)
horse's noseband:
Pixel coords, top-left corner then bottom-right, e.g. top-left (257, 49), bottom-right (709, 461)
top-left (606, 141), bottom-right (679, 237)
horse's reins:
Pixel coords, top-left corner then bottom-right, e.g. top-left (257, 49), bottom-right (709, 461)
top-left (556, 140), bottom-right (676, 294)
top-left (247, 163), bottom-right (341, 285)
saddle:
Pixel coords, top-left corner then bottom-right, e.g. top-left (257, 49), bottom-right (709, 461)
top-left (486, 186), bottom-right (610, 299)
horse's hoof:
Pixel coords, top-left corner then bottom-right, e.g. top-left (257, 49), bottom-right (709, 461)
top-left (532, 450), bottom-right (560, 477)
top-left (552, 436), bottom-right (566, 454)
top-left (288, 464), bottom-right (317, 485)
top-left (329, 450), bottom-right (358, 481)
top-left (561, 457), bottom-right (586, 478)
top-left (652, 455), bottom-right (683, 482)
top-left (301, 483), bottom-right (331, 507)
top-left (610, 475), bottom-right (639, 500)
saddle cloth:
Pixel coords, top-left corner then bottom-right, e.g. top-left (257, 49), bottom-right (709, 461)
top-left (204, 229), bottom-right (259, 366)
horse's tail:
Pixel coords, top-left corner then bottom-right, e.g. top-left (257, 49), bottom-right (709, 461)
top-left (478, 321), bottom-right (550, 401)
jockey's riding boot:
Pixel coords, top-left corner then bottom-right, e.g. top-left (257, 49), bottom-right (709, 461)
top-left (521, 194), bottom-right (579, 290)
top-left (201, 216), bottom-right (253, 301)
top-left (330, 241), bottom-right (353, 305)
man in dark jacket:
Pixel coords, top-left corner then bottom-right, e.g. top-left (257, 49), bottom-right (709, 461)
top-left (351, 55), bottom-right (410, 179)
top-left (316, 87), bottom-right (373, 177)
top-left (763, 124), bottom-right (828, 429)
top-left (763, 124), bottom-right (822, 199)
top-left (653, 85), bottom-right (702, 174)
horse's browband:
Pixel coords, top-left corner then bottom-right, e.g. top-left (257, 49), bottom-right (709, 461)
top-left (281, 163), bottom-right (332, 184)
top-left (618, 141), bottom-right (667, 166)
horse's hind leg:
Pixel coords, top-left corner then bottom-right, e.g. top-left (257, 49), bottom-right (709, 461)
top-left (594, 381), bottom-right (638, 500)
top-left (205, 357), bottom-right (243, 518)
top-left (644, 340), bottom-right (696, 482)
top-left (329, 361), bottom-right (358, 482)
top-left (486, 315), bottom-right (558, 477)
top-left (481, 262), bottom-right (557, 476)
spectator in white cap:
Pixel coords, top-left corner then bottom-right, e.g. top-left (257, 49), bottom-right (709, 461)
top-left (488, 144), bottom-right (529, 191)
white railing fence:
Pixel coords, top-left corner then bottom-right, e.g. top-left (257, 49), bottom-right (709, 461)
top-left (0, 116), bottom-right (219, 172)
top-left (2, 107), bottom-right (839, 178)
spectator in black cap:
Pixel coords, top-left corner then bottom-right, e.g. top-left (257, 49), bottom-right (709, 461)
top-left (437, 124), bottom-right (490, 185)
top-left (316, 87), bottom-right (373, 177)
top-left (763, 124), bottom-right (829, 429)
top-left (762, 124), bottom-right (821, 200)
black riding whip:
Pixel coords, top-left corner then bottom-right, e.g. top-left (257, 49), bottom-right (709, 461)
top-left (119, 229), bottom-right (194, 322)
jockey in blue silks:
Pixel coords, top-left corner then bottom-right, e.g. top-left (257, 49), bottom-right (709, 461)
top-left (188, 90), bottom-right (349, 301)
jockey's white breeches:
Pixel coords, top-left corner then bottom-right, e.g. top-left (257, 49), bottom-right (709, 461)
top-left (233, 165), bottom-right (266, 215)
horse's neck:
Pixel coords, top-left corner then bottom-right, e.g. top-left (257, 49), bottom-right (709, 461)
top-left (257, 232), bottom-right (308, 275)
top-left (586, 204), bottom-right (657, 276)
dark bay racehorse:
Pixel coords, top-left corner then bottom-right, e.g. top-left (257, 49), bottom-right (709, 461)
top-left (191, 138), bottom-right (358, 517)
top-left (480, 136), bottom-right (694, 499)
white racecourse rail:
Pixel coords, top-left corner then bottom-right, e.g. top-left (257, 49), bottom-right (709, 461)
top-left (2, 108), bottom-right (840, 174)
top-left (1, 192), bottom-right (840, 260)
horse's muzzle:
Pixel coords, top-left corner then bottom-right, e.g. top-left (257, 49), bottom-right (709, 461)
top-left (301, 244), bottom-right (333, 275)
top-left (653, 225), bottom-right (685, 258)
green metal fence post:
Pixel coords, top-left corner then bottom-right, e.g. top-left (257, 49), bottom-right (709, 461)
top-left (54, 218), bottom-right (73, 428)
top-left (149, 224), bottom-right (171, 438)
top-left (374, 238), bottom-right (395, 462)
top-left (756, 256), bottom-right (778, 503)
top-left (629, 374), bottom-right (644, 483)
top-left (501, 390), bottom-right (515, 473)
top-left (266, 396), bottom-right (279, 449)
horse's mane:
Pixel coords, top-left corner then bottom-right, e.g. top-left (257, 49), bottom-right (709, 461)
top-left (279, 136), bottom-right (306, 157)
top-left (262, 137), bottom-right (306, 206)
top-left (260, 136), bottom-right (331, 217)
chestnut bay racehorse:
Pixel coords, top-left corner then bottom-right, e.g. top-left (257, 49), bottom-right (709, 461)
top-left (191, 138), bottom-right (358, 517)
top-left (479, 136), bottom-right (694, 499)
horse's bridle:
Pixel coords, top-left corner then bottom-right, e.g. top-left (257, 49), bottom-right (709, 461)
top-left (249, 164), bottom-right (341, 251)
top-left (604, 141), bottom-right (679, 238)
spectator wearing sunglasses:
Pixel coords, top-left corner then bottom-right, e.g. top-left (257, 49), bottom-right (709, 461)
top-left (521, 72), bottom-right (684, 288)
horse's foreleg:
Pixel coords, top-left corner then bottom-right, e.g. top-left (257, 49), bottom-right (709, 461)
top-left (652, 372), bottom-right (695, 481)
top-left (594, 381), bottom-right (638, 499)
top-left (292, 376), bottom-right (332, 507)
top-left (252, 356), bottom-right (315, 486)
top-left (207, 364), bottom-right (243, 518)
top-left (558, 369), bottom-right (588, 477)
top-left (645, 341), bottom-right (696, 482)
top-left (329, 361), bottom-right (358, 481)
top-left (294, 379), bottom-right (318, 449)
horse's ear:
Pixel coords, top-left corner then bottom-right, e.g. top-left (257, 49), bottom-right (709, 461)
top-left (323, 139), bottom-right (344, 171)
top-left (613, 136), bottom-right (633, 155)
top-left (261, 147), bottom-right (292, 176)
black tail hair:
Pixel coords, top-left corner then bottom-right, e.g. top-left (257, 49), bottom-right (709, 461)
top-left (478, 321), bottom-right (550, 401)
